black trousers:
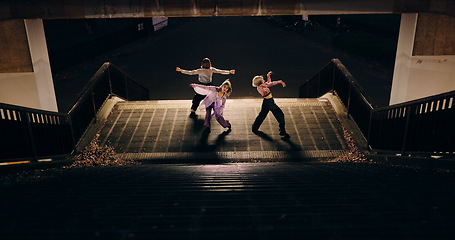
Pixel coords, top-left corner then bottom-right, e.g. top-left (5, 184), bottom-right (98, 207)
top-left (252, 98), bottom-right (286, 133)
top-left (191, 82), bottom-right (213, 111)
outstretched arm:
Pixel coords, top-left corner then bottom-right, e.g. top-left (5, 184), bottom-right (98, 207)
top-left (267, 71), bottom-right (273, 83)
top-left (177, 67), bottom-right (201, 75)
top-left (264, 71), bottom-right (286, 87)
top-left (190, 83), bottom-right (217, 95)
top-left (212, 67), bottom-right (235, 75)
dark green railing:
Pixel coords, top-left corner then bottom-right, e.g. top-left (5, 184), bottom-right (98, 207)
top-left (300, 58), bottom-right (455, 154)
top-left (369, 91), bottom-right (455, 153)
top-left (68, 62), bottom-right (149, 145)
top-left (300, 59), bottom-right (373, 139)
top-left (0, 62), bottom-right (149, 163)
top-left (0, 103), bottom-right (73, 162)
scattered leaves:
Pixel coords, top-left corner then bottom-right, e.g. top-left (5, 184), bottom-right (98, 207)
top-left (68, 134), bottom-right (139, 168)
top-left (325, 115), bottom-right (369, 163)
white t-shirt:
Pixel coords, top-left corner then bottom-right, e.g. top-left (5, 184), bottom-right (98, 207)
top-left (180, 67), bottom-right (230, 84)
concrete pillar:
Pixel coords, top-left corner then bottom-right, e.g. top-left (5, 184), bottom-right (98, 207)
top-left (0, 19), bottom-right (58, 111)
top-left (24, 19), bottom-right (58, 112)
top-left (390, 13), bottom-right (418, 105)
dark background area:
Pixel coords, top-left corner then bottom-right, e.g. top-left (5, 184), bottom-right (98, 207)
top-left (44, 18), bottom-right (153, 71)
top-left (44, 14), bottom-right (401, 112)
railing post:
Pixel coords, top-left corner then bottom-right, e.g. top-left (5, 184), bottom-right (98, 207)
top-left (68, 114), bottom-right (77, 153)
top-left (331, 60), bottom-right (336, 92)
top-left (125, 75), bottom-right (129, 100)
top-left (366, 109), bottom-right (373, 147)
top-left (91, 88), bottom-right (97, 122)
top-left (401, 105), bottom-right (412, 154)
top-left (108, 63), bottom-right (113, 95)
top-left (24, 112), bottom-right (38, 162)
top-left (347, 80), bottom-right (352, 115)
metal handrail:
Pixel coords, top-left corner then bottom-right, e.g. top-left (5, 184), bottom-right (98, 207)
top-left (375, 90), bottom-right (455, 112)
top-left (0, 102), bottom-right (69, 117)
top-left (369, 90), bottom-right (455, 153)
top-left (300, 59), bottom-right (373, 139)
top-left (300, 58), bottom-right (455, 154)
top-left (68, 63), bottom-right (110, 115)
top-left (68, 62), bottom-right (148, 115)
top-left (0, 102), bottom-right (73, 162)
top-left (0, 62), bottom-right (149, 163)
top-left (68, 62), bottom-right (149, 147)
top-left (304, 59), bottom-right (335, 86)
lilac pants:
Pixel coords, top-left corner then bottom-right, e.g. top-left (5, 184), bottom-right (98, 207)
top-left (204, 103), bottom-right (230, 128)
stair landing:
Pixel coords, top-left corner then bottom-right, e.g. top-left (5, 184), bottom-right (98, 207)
top-left (97, 98), bottom-right (350, 161)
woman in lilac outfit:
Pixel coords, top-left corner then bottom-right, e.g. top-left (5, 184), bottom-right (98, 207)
top-left (190, 79), bottom-right (232, 133)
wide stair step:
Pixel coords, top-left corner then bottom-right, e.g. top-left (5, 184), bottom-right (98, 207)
top-left (97, 98), bottom-right (350, 162)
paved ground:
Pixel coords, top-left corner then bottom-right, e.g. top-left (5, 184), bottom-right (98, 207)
top-left (98, 98), bottom-right (348, 162)
top-left (1, 161), bottom-right (454, 240)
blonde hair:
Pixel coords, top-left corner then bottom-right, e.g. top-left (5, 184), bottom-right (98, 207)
top-left (252, 75), bottom-right (264, 87)
top-left (220, 79), bottom-right (232, 97)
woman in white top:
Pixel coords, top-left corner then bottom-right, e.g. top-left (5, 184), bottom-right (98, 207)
top-left (176, 58), bottom-right (235, 116)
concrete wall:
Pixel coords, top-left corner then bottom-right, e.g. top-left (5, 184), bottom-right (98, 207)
top-left (390, 13), bottom-right (455, 105)
top-left (409, 13), bottom-right (455, 101)
top-left (407, 55), bottom-right (455, 101)
top-left (0, 19), bottom-right (33, 72)
top-left (0, 73), bottom-right (40, 109)
top-left (414, 13), bottom-right (455, 55)
top-left (0, 19), bottom-right (38, 108)
top-left (0, 19), bottom-right (57, 111)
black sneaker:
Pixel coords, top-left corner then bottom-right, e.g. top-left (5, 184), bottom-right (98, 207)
top-left (280, 132), bottom-right (290, 139)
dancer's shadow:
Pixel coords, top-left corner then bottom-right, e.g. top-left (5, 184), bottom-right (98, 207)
top-left (282, 137), bottom-right (301, 151)
top-left (197, 128), bottom-right (231, 152)
top-left (197, 128), bottom-right (210, 151)
top-left (214, 128), bottom-right (231, 146)
top-left (252, 130), bottom-right (273, 142)
top-left (253, 130), bottom-right (303, 161)
top-left (190, 114), bottom-right (205, 133)
top-left (254, 130), bottom-right (300, 150)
